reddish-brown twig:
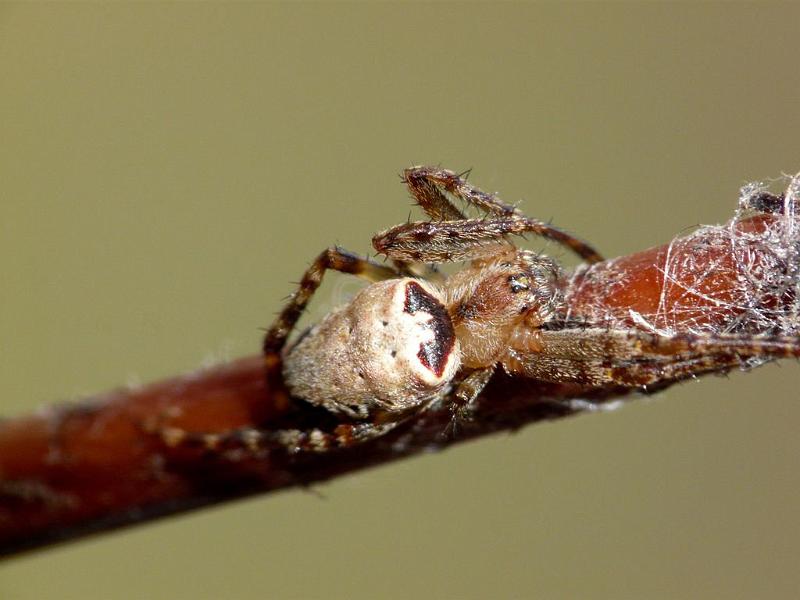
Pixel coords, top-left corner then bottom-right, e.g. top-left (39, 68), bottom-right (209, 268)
top-left (1, 186), bottom-right (797, 558)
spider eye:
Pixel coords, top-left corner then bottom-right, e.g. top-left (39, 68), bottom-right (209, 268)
top-left (508, 274), bottom-right (530, 293)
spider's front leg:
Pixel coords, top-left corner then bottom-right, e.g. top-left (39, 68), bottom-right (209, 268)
top-left (392, 166), bottom-right (604, 264)
top-left (373, 213), bottom-right (603, 265)
top-left (505, 327), bottom-right (800, 388)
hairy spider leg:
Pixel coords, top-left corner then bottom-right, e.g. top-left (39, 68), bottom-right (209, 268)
top-left (263, 247), bottom-right (400, 409)
top-left (505, 328), bottom-right (800, 387)
top-left (159, 419), bottom-right (400, 455)
top-left (402, 166), bottom-right (604, 264)
top-left (449, 366), bottom-right (496, 428)
top-left (402, 166), bottom-right (468, 221)
top-left (154, 248), bottom-right (402, 456)
top-left (374, 216), bottom-right (599, 264)
top-left (390, 259), bottom-right (447, 284)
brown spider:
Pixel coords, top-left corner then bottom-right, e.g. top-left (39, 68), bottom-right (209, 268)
top-left (162, 167), bottom-right (800, 454)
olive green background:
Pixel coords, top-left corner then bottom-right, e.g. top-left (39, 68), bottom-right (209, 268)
top-left (1, 3), bottom-right (799, 599)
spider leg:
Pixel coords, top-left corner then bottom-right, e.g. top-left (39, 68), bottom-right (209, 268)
top-left (159, 420), bottom-right (402, 456)
top-left (391, 259), bottom-right (447, 284)
top-left (374, 216), bottom-right (601, 264)
top-left (438, 366), bottom-right (496, 439)
top-left (402, 166), bottom-right (468, 221)
top-left (401, 166), bottom-right (604, 263)
top-left (504, 328), bottom-right (800, 387)
top-left (154, 248), bottom-right (400, 457)
top-left (263, 247), bottom-right (400, 400)
top-left (454, 366), bottom-right (495, 416)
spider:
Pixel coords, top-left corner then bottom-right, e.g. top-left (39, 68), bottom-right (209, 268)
top-left (161, 167), bottom-right (800, 455)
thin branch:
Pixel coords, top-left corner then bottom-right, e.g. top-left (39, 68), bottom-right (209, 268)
top-left (1, 192), bottom-right (797, 558)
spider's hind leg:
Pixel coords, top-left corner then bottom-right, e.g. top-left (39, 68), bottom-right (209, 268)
top-left (263, 247), bottom-right (400, 403)
top-left (153, 247), bottom-right (400, 458)
top-left (263, 247), bottom-right (400, 356)
top-left (158, 420), bottom-right (403, 457)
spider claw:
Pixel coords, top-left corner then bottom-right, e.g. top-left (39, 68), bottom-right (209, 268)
top-left (456, 167), bottom-right (473, 180)
top-left (442, 411), bottom-right (460, 440)
top-left (442, 398), bottom-right (477, 440)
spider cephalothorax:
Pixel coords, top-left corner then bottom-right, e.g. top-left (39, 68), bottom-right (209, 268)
top-left (443, 249), bottom-right (563, 369)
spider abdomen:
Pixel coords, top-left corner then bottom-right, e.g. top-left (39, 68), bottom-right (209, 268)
top-left (283, 278), bottom-right (460, 419)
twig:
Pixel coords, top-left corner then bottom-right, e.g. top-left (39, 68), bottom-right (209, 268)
top-left (0, 197), bottom-right (797, 558)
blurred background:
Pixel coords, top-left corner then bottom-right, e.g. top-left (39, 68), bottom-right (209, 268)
top-left (1, 4), bottom-right (799, 599)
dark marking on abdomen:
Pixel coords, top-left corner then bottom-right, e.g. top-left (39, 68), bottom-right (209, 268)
top-left (404, 281), bottom-right (455, 377)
